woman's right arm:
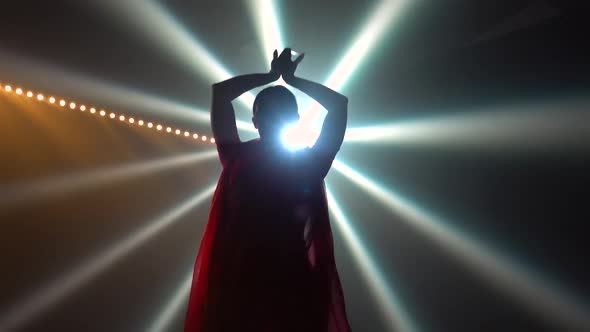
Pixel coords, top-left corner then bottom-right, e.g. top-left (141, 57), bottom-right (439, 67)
top-left (211, 51), bottom-right (281, 144)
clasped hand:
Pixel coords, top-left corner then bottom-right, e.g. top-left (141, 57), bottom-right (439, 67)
top-left (269, 48), bottom-right (305, 83)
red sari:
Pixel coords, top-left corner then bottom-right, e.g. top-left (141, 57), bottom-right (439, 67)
top-left (185, 139), bottom-right (351, 332)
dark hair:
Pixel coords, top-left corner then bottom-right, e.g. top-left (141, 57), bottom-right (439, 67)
top-left (253, 85), bottom-right (298, 117)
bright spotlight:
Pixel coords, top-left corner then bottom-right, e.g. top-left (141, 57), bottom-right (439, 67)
top-left (100, 110), bottom-right (106, 116)
top-left (193, 133), bottom-right (198, 139)
top-left (326, 185), bottom-right (417, 332)
top-left (175, 129), bottom-right (180, 135)
top-left (201, 135), bottom-right (207, 141)
top-left (281, 123), bottom-right (308, 151)
top-left (156, 124), bottom-right (163, 131)
top-left (0, 184), bottom-right (216, 332)
top-left (148, 122), bottom-right (153, 128)
top-left (4, 85), bottom-right (12, 92)
top-left (16, 88), bottom-right (22, 95)
top-left (37, 94), bottom-right (44, 101)
top-left (109, 113), bottom-right (116, 119)
top-left (281, 123), bottom-right (320, 150)
top-left (60, 100), bottom-right (66, 106)
top-left (119, 115), bottom-right (125, 121)
top-left (184, 131), bottom-right (189, 137)
top-left (166, 127), bottom-right (172, 133)
top-left (69, 102), bottom-right (76, 109)
top-left (332, 159), bottom-right (590, 329)
top-left (129, 118), bottom-right (135, 124)
top-left (80, 105), bottom-right (86, 111)
top-left (27, 91), bottom-right (33, 98)
top-left (210, 138), bottom-right (215, 143)
top-left (138, 120), bottom-right (144, 126)
top-left (90, 107), bottom-right (96, 114)
top-left (49, 97), bottom-right (56, 104)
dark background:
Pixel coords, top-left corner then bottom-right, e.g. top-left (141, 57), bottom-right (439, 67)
top-left (1, 1), bottom-right (589, 331)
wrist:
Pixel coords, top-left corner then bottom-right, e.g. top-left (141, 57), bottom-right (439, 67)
top-left (283, 74), bottom-right (298, 85)
top-left (266, 72), bottom-right (280, 84)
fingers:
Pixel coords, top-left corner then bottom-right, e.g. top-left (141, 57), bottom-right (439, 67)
top-left (280, 48), bottom-right (292, 60)
top-left (294, 53), bottom-right (305, 65)
top-left (273, 49), bottom-right (278, 60)
top-left (278, 48), bottom-right (304, 65)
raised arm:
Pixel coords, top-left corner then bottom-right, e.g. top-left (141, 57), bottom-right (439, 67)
top-left (280, 49), bottom-right (348, 156)
top-left (211, 51), bottom-right (281, 144)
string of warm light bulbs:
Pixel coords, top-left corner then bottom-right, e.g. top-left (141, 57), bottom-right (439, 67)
top-left (0, 82), bottom-right (216, 144)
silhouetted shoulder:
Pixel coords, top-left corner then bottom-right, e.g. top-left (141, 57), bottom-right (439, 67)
top-left (216, 139), bottom-right (259, 168)
top-left (289, 146), bottom-right (337, 182)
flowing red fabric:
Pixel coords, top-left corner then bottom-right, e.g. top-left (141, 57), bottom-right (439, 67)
top-left (185, 139), bottom-right (351, 332)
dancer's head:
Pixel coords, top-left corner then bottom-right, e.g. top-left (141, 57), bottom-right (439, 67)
top-left (252, 85), bottom-right (299, 143)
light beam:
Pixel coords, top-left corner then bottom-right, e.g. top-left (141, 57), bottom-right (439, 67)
top-left (326, 185), bottom-right (418, 332)
top-left (98, 0), bottom-right (256, 109)
top-left (301, 0), bottom-right (408, 129)
top-left (249, 0), bottom-right (284, 64)
top-left (332, 159), bottom-right (590, 329)
top-left (0, 184), bottom-right (217, 332)
top-left (344, 106), bottom-right (590, 152)
top-left (146, 271), bottom-right (193, 332)
top-left (324, 0), bottom-right (407, 92)
top-left (0, 150), bottom-right (218, 206)
top-left (0, 51), bottom-right (256, 133)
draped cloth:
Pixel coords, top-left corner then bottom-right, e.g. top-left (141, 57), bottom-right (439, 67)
top-left (185, 139), bottom-right (351, 332)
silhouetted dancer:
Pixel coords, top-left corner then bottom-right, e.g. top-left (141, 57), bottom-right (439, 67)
top-left (185, 48), bottom-right (351, 332)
